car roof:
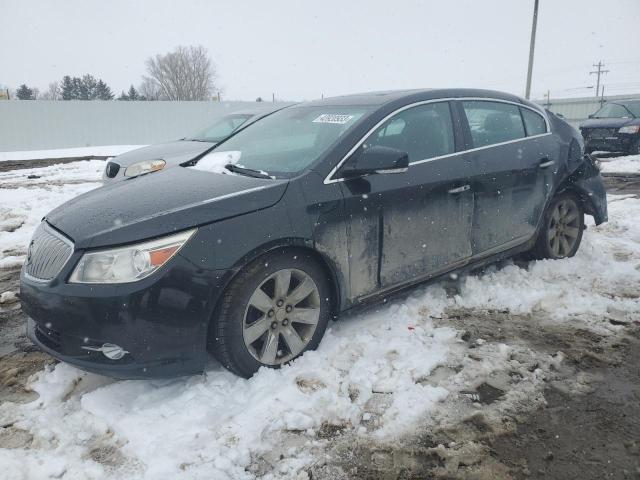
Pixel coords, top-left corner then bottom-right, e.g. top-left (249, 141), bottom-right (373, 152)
top-left (301, 88), bottom-right (536, 110)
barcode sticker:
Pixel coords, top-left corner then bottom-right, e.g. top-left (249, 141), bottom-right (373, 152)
top-left (312, 114), bottom-right (354, 124)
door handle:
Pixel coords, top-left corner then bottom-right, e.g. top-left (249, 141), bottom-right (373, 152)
top-left (538, 159), bottom-right (554, 168)
top-left (448, 185), bottom-right (470, 194)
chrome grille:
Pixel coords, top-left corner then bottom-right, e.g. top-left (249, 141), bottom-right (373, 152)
top-left (586, 128), bottom-right (617, 139)
top-left (24, 222), bottom-right (73, 281)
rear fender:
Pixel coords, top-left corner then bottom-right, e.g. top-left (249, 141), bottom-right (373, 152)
top-left (557, 154), bottom-right (608, 225)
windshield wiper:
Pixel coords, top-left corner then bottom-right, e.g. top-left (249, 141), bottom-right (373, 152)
top-left (224, 163), bottom-right (272, 179)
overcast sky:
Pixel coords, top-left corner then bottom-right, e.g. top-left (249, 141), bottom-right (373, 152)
top-left (1, 0), bottom-right (639, 101)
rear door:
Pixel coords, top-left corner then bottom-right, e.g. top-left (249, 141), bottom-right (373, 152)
top-left (459, 100), bottom-right (555, 254)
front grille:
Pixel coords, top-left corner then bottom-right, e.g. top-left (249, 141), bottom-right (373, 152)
top-left (105, 162), bottom-right (120, 178)
top-left (35, 324), bottom-right (62, 351)
top-left (585, 128), bottom-right (617, 140)
top-left (24, 222), bottom-right (73, 281)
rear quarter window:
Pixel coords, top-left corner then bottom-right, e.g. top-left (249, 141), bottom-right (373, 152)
top-left (520, 108), bottom-right (547, 136)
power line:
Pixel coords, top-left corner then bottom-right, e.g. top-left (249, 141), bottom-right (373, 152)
top-left (589, 61), bottom-right (609, 97)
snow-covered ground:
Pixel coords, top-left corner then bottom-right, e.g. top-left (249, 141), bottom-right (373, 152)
top-left (0, 154), bottom-right (638, 479)
top-left (0, 145), bottom-right (145, 162)
top-left (597, 152), bottom-right (640, 174)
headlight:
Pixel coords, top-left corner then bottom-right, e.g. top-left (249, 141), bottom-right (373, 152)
top-left (124, 159), bottom-right (166, 178)
top-left (69, 229), bottom-right (196, 284)
top-left (618, 125), bottom-right (640, 134)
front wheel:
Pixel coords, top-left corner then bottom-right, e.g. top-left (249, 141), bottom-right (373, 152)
top-left (209, 249), bottom-right (332, 378)
top-left (530, 193), bottom-right (584, 260)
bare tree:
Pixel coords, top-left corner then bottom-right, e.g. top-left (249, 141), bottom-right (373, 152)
top-left (138, 77), bottom-right (163, 100)
top-left (40, 81), bottom-right (61, 100)
top-left (145, 45), bottom-right (216, 101)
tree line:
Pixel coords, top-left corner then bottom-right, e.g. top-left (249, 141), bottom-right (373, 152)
top-left (11, 45), bottom-right (217, 101)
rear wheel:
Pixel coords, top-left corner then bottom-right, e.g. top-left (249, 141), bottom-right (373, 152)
top-left (210, 249), bottom-right (332, 378)
top-left (531, 193), bottom-right (584, 260)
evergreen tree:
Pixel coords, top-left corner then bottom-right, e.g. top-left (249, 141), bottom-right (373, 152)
top-left (117, 90), bottom-right (129, 101)
top-left (127, 85), bottom-right (139, 101)
top-left (75, 77), bottom-right (89, 100)
top-left (16, 84), bottom-right (35, 100)
top-left (82, 74), bottom-right (98, 99)
top-left (61, 76), bottom-right (75, 100)
top-left (95, 79), bottom-right (113, 100)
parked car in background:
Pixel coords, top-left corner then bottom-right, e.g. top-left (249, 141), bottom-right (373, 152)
top-left (102, 109), bottom-right (280, 182)
top-left (579, 99), bottom-right (640, 155)
top-left (21, 89), bottom-right (607, 379)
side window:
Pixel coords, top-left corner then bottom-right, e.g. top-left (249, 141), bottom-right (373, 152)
top-left (520, 108), bottom-right (547, 136)
top-left (462, 101), bottom-right (526, 147)
top-left (365, 102), bottom-right (454, 162)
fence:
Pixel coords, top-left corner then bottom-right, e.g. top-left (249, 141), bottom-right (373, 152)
top-left (2, 94), bottom-right (640, 152)
top-left (0, 100), bottom-right (287, 152)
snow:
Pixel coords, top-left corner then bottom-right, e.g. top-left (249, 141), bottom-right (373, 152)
top-left (0, 160), bottom-right (104, 260)
top-left (1, 156), bottom-right (639, 479)
top-left (192, 150), bottom-right (242, 173)
top-left (598, 153), bottom-right (640, 174)
top-left (0, 145), bottom-right (145, 162)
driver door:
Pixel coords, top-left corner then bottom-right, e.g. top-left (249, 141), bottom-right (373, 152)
top-left (337, 101), bottom-right (474, 300)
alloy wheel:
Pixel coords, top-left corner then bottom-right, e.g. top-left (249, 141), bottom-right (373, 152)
top-left (242, 268), bottom-right (320, 365)
top-left (548, 199), bottom-right (581, 258)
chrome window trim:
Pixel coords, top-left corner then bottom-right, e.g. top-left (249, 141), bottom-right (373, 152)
top-left (324, 96), bottom-right (551, 184)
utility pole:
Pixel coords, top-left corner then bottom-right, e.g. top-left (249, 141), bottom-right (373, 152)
top-left (590, 61), bottom-right (609, 97)
top-left (543, 90), bottom-right (551, 108)
top-left (600, 84), bottom-right (606, 107)
top-left (525, 0), bottom-right (539, 100)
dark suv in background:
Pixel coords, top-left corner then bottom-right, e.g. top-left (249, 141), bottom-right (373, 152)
top-left (579, 99), bottom-right (640, 155)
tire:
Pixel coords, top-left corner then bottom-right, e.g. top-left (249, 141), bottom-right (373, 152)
top-left (209, 248), bottom-right (332, 378)
top-left (530, 192), bottom-right (584, 260)
top-left (628, 138), bottom-right (640, 156)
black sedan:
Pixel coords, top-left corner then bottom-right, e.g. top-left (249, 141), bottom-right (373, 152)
top-left (580, 99), bottom-right (640, 155)
top-left (21, 89), bottom-right (608, 379)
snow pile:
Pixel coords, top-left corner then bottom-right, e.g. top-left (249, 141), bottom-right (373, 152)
top-left (0, 145), bottom-right (145, 162)
top-left (0, 160), bottom-right (103, 267)
top-left (598, 153), bottom-right (640, 174)
top-left (453, 195), bottom-right (640, 333)
top-left (0, 303), bottom-right (458, 479)
top-left (191, 150), bottom-right (242, 173)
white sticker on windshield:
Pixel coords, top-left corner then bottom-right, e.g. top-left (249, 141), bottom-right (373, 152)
top-left (312, 114), bottom-right (354, 124)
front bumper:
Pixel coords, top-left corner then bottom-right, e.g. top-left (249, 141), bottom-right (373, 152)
top-left (583, 134), bottom-right (635, 153)
top-left (21, 254), bottom-right (233, 379)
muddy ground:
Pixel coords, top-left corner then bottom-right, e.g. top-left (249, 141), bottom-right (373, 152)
top-left (0, 162), bottom-right (639, 479)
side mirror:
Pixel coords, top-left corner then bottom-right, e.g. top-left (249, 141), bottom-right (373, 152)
top-left (340, 145), bottom-right (409, 178)
top-left (588, 114), bottom-right (594, 119)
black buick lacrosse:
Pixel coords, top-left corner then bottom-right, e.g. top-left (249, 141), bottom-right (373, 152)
top-left (21, 89), bottom-right (607, 379)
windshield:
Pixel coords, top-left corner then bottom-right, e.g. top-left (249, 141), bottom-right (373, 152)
top-left (205, 105), bottom-right (372, 175)
top-left (592, 103), bottom-right (634, 119)
top-left (624, 101), bottom-right (640, 117)
top-left (188, 114), bottom-right (254, 142)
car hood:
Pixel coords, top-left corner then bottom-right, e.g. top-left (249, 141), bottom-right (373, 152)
top-left (580, 118), bottom-right (640, 129)
top-left (46, 166), bottom-right (288, 249)
top-left (112, 140), bottom-right (216, 168)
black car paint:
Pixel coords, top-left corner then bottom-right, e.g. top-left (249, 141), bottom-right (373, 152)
top-left (21, 88), bottom-right (608, 379)
top-left (579, 104), bottom-right (640, 154)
